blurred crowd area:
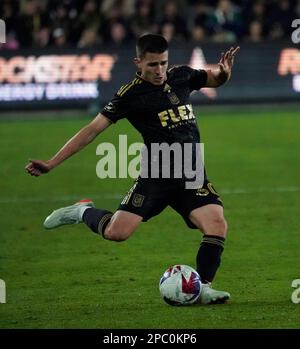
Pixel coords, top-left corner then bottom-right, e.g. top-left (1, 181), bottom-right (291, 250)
top-left (1, 0), bottom-right (299, 50)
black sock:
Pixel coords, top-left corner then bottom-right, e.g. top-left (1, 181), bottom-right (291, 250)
top-left (82, 208), bottom-right (113, 237)
top-left (196, 235), bottom-right (225, 284)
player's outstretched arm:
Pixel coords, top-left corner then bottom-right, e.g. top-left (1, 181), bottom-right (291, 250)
top-left (205, 46), bottom-right (240, 87)
top-left (25, 113), bottom-right (112, 177)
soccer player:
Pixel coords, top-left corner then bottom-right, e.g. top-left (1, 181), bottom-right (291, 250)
top-left (26, 34), bottom-right (239, 305)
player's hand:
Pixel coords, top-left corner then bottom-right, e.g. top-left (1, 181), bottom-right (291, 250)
top-left (25, 159), bottom-right (53, 177)
top-left (218, 46), bottom-right (240, 76)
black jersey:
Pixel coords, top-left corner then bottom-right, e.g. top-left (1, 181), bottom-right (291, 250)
top-left (101, 65), bottom-right (207, 181)
top-left (101, 65), bottom-right (207, 146)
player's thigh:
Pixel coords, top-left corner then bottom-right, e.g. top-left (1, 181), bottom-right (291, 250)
top-left (189, 204), bottom-right (227, 237)
top-left (104, 210), bottom-right (143, 241)
top-left (170, 179), bottom-right (224, 231)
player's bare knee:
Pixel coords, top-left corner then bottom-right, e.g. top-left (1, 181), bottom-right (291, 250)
top-left (103, 225), bottom-right (132, 242)
top-left (220, 217), bottom-right (228, 237)
top-left (214, 216), bottom-right (227, 237)
top-left (204, 216), bottom-right (228, 237)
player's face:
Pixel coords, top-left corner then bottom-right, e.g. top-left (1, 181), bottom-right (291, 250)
top-left (135, 51), bottom-right (169, 85)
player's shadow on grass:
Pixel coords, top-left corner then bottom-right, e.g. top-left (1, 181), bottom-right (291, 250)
top-left (227, 299), bottom-right (294, 307)
top-left (191, 299), bottom-right (292, 307)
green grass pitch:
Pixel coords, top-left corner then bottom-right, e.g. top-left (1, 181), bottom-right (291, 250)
top-left (0, 107), bottom-right (300, 329)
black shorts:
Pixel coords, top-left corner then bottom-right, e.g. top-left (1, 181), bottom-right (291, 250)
top-left (118, 177), bottom-right (223, 229)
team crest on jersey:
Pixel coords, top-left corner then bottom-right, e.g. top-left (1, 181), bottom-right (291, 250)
top-left (132, 194), bottom-right (145, 207)
top-left (167, 92), bottom-right (180, 105)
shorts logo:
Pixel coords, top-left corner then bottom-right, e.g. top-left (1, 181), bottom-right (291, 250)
top-left (132, 194), bottom-right (145, 207)
top-left (104, 102), bottom-right (116, 113)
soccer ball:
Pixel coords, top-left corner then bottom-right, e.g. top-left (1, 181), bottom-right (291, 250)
top-left (159, 265), bottom-right (202, 306)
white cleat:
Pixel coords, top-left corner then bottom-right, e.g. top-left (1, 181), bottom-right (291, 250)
top-left (43, 199), bottom-right (94, 229)
top-left (199, 283), bottom-right (230, 305)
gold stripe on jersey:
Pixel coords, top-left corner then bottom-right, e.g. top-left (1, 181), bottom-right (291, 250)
top-left (167, 65), bottom-right (179, 74)
top-left (117, 78), bottom-right (142, 97)
top-left (117, 83), bottom-right (130, 96)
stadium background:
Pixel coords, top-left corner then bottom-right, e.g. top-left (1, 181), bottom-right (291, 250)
top-left (0, 0), bottom-right (300, 330)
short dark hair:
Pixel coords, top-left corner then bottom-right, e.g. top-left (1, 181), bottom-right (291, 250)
top-left (136, 34), bottom-right (168, 58)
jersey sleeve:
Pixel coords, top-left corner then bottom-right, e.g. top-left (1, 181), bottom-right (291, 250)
top-left (101, 93), bottom-right (130, 123)
top-left (185, 66), bottom-right (208, 91)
